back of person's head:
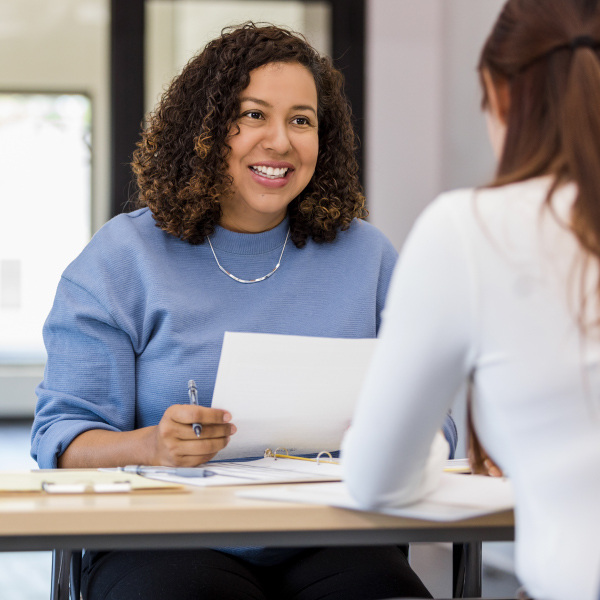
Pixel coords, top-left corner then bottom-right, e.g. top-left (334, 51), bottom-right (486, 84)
top-left (479, 0), bottom-right (600, 311)
top-left (132, 22), bottom-right (365, 248)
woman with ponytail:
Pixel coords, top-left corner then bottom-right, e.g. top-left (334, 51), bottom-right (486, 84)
top-left (343, 1), bottom-right (600, 599)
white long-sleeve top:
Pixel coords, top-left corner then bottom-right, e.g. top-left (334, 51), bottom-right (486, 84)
top-left (342, 177), bottom-right (600, 600)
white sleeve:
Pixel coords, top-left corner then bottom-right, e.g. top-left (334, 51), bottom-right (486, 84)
top-left (342, 196), bottom-right (476, 510)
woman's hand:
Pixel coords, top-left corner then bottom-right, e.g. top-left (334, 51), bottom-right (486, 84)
top-left (481, 456), bottom-right (503, 477)
top-left (150, 405), bottom-right (236, 466)
top-left (468, 445), bottom-right (503, 477)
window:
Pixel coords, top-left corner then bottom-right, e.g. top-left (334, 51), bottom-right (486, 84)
top-left (0, 92), bottom-right (91, 363)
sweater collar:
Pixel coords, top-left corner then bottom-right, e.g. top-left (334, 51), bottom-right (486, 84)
top-left (208, 216), bottom-right (290, 255)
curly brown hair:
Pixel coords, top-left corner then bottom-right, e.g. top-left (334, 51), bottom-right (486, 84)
top-left (132, 22), bottom-right (366, 248)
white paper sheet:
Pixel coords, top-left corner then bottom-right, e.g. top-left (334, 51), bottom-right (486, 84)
top-left (144, 457), bottom-right (342, 487)
top-left (237, 474), bottom-right (515, 521)
top-left (120, 459), bottom-right (471, 489)
top-left (210, 332), bottom-right (377, 460)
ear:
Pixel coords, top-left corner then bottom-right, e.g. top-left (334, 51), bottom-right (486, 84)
top-left (482, 69), bottom-right (510, 124)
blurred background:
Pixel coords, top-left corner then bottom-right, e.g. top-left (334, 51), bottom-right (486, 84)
top-left (0, 1), bottom-right (515, 598)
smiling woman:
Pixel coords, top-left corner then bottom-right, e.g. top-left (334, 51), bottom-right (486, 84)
top-left (222, 61), bottom-right (319, 233)
top-left (31, 22), bottom-right (454, 600)
top-left (132, 22), bottom-right (366, 248)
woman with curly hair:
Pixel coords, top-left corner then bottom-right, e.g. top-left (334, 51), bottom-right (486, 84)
top-left (31, 23), bottom-right (451, 600)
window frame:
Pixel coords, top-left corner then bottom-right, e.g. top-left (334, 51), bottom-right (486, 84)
top-left (109, 0), bottom-right (366, 216)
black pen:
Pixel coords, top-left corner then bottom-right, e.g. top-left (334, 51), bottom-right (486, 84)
top-left (188, 380), bottom-right (203, 438)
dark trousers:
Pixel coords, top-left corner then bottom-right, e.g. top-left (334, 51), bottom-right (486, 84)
top-left (82, 546), bottom-right (432, 600)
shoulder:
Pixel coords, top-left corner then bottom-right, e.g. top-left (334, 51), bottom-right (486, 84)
top-left (88, 207), bottom-right (158, 245)
top-left (422, 178), bottom-right (564, 245)
top-left (396, 188), bottom-right (480, 270)
top-left (336, 218), bottom-right (398, 258)
top-left (61, 207), bottom-right (171, 288)
top-left (74, 207), bottom-right (167, 255)
top-left (425, 177), bottom-right (557, 222)
top-left (418, 187), bottom-right (475, 222)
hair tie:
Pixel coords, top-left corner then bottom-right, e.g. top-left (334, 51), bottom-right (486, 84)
top-left (570, 35), bottom-right (598, 50)
top-left (517, 36), bottom-right (600, 74)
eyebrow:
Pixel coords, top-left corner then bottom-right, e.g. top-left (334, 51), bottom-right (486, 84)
top-left (240, 96), bottom-right (317, 115)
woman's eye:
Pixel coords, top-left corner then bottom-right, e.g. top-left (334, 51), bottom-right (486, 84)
top-left (292, 116), bottom-right (311, 126)
top-left (243, 111), bottom-right (263, 120)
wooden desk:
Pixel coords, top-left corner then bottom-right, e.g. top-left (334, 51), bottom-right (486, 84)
top-left (0, 483), bottom-right (513, 551)
top-left (0, 484), bottom-right (514, 598)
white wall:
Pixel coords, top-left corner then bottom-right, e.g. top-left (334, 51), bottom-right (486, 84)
top-left (366, 0), bottom-right (504, 251)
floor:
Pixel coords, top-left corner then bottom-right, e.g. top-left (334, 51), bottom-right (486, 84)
top-left (0, 421), bottom-right (52, 600)
top-left (0, 420), bottom-right (522, 599)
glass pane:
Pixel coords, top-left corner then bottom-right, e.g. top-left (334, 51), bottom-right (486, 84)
top-left (146, 0), bottom-right (331, 113)
top-left (0, 0), bottom-right (109, 370)
top-left (0, 93), bottom-right (92, 362)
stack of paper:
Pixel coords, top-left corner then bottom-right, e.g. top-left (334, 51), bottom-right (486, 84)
top-left (236, 474), bottom-right (514, 522)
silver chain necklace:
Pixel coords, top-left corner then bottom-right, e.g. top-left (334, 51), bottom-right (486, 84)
top-left (207, 228), bottom-right (290, 284)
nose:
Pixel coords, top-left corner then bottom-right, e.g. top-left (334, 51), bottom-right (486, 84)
top-left (261, 121), bottom-right (292, 155)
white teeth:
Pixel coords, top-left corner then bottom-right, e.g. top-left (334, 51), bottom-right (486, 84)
top-left (251, 165), bottom-right (289, 179)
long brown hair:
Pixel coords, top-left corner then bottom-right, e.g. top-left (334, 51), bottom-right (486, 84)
top-left (470, 0), bottom-right (600, 471)
top-left (132, 22), bottom-right (366, 248)
top-left (479, 0), bottom-right (600, 275)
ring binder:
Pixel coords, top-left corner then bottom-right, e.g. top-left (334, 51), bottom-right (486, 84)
top-left (263, 448), bottom-right (339, 465)
top-left (316, 451), bottom-right (333, 464)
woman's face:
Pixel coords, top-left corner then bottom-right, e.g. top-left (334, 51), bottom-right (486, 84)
top-left (221, 61), bottom-right (319, 233)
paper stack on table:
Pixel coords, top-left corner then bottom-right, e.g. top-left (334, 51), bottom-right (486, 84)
top-left (236, 474), bottom-right (515, 522)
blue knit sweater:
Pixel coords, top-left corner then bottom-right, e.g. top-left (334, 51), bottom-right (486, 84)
top-left (31, 208), bottom-right (456, 563)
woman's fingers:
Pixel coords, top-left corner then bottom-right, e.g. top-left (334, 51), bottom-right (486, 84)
top-left (159, 405), bottom-right (234, 438)
top-left (483, 458), bottom-right (503, 477)
top-left (152, 404), bottom-right (236, 466)
top-left (173, 422), bottom-right (237, 441)
top-left (167, 404), bottom-right (232, 427)
top-left (152, 425), bottom-right (234, 466)
top-left (168, 436), bottom-right (232, 463)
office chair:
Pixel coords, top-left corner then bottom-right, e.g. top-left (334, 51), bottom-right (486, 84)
top-left (50, 549), bottom-right (81, 600)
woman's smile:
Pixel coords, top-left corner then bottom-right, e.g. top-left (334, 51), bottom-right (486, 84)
top-left (221, 61), bottom-right (319, 233)
top-left (248, 160), bottom-right (295, 187)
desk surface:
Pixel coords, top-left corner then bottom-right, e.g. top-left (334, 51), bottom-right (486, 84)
top-left (0, 484), bottom-right (514, 552)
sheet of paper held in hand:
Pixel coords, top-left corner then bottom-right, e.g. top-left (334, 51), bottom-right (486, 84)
top-left (211, 332), bottom-right (377, 461)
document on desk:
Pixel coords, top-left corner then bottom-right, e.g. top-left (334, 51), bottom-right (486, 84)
top-left (144, 456), bottom-right (342, 487)
top-left (135, 459), bottom-right (471, 488)
top-left (210, 332), bottom-right (377, 461)
top-left (236, 474), bottom-right (515, 521)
